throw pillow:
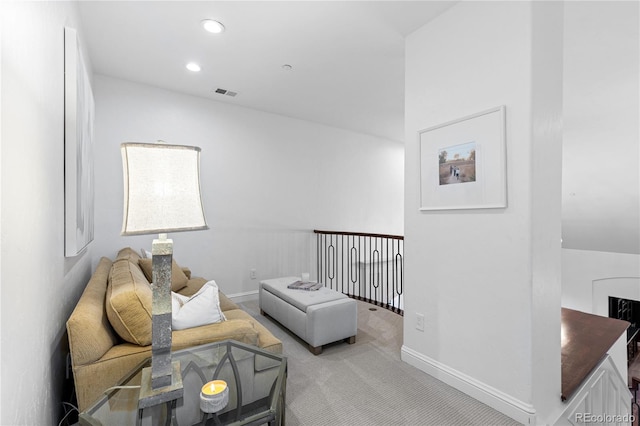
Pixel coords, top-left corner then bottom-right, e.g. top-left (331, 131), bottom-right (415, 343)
top-left (105, 259), bottom-right (153, 345)
top-left (138, 258), bottom-right (189, 292)
top-left (171, 280), bottom-right (226, 330)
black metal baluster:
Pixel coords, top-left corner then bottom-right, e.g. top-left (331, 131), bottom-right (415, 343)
top-left (316, 233), bottom-right (320, 285)
top-left (372, 237), bottom-right (379, 307)
top-left (398, 239), bottom-right (402, 314)
top-left (358, 236), bottom-right (361, 299)
top-left (368, 236), bottom-right (372, 304)
top-left (341, 234), bottom-right (345, 295)
top-left (328, 234), bottom-right (336, 290)
top-left (349, 237), bottom-right (357, 297)
top-left (386, 237), bottom-right (390, 310)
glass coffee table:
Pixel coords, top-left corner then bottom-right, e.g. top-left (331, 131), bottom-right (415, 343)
top-left (79, 340), bottom-right (287, 426)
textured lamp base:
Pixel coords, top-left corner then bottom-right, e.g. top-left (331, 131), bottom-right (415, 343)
top-left (138, 361), bottom-right (184, 409)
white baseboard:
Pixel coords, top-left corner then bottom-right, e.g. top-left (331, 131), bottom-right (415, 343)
top-left (227, 290), bottom-right (258, 303)
top-left (401, 345), bottom-right (537, 425)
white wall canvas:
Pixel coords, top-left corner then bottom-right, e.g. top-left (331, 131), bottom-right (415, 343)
top-left (64, 27), bottom-right (95, 257)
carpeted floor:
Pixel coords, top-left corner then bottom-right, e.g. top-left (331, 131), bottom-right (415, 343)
top-left (238, 298), bottom-right (521, 426)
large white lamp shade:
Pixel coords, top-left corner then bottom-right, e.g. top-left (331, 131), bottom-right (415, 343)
top-left (121, 143), bottom-right (208, 235)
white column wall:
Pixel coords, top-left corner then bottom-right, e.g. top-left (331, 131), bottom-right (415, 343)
top-left (92, 75), bottom-right (404, 294)
top-left (402, 2), bottom-right (562, 423)
top-left (530, 3), bottom-right (564, 421)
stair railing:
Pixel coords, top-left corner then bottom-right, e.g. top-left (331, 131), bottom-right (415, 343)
top-left (314, 230), bottom-right (404, 315)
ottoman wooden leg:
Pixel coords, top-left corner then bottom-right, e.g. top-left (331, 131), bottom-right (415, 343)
top-left (345, 336), bottom-right (356, 345)
top-left (309, 344), bottom-right (323, 355)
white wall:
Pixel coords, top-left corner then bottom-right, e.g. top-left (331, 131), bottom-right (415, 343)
top-left (92, 75), bottom-right (404, 295)
top-left (402, 2), bottom-right (563, 424)
top-left (1, 2), bottom-right (94, 424)
top-left (0, 1), bottom-right (4, 422)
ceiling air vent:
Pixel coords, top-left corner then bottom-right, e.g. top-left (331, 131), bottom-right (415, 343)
top-left (213, 88), bottom-right (238, 97)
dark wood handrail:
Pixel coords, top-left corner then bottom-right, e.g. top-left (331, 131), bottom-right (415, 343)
top-left (561, 307), bottom-right (629, 401)
top-left (313, 229), bottom-right (404, 240)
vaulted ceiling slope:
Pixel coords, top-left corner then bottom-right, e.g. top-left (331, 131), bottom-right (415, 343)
top-left (77, 1), bottom-right (456, 143)
top-left (561, 1), bottom-right (639, 255)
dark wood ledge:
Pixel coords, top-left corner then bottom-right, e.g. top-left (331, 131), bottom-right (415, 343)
top-left (561, 307), bottom-right (629, 401)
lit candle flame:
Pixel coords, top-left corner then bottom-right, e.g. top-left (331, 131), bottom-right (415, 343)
top-left (201, 380), bottom-right (227, 396)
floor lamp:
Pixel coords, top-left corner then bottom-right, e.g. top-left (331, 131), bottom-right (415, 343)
top-left (121, 142), bottom-right (208, 408)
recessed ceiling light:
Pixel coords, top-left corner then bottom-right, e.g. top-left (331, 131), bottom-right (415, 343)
top-left (282, 64), bottom-right (293, 71)
top-left (186, 62), bottom-right (201, 72)
top-left (201, 19), bottom-right (225, 34)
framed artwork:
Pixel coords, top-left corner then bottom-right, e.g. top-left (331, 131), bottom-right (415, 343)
top-left (419, 106), bottom-right (506, 211)
top-left (64, 27), bottom-right (95, 257)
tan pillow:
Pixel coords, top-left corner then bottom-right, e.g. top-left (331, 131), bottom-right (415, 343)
top-left (138, 258), bottom-right (189, 292)
top-left (105, 259), bottom-right (153, 345)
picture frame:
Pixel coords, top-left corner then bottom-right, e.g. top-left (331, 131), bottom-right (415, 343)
top-left (64, 27), bottom-right (95, 257)
top-left (419, 106), bottom-right (506, 211)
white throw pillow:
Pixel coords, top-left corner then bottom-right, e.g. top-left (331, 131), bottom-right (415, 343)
top-left (171, 280), bottom-right (226, 330)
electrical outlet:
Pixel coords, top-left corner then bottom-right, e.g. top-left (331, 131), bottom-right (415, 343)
top-left (250, 269), bottom-right (257, 280)
top-left (416, 313), bottom-right (425, 332)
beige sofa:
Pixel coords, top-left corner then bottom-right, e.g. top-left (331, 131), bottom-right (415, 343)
top-left (66, 248), bottom-right (282, 411)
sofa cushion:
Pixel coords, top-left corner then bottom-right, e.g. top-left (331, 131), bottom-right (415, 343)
top-left (225, 309), bottom-right (283, 362)
top-left (171, 318), bottom-right (259, 349)
top-left (106, 259), bottom-right (153, 345)
top-left (138, 258), bottom-right (188, 292)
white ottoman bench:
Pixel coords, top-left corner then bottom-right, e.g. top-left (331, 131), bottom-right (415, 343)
top-left (259, 277), bottom-right (357, 355)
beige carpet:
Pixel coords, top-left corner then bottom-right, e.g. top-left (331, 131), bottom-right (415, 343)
top-left (238, 299), bottom-right (521, 426)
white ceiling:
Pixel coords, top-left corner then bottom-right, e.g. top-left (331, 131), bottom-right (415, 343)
top-left (78, 1), bottom-right (456, 143)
